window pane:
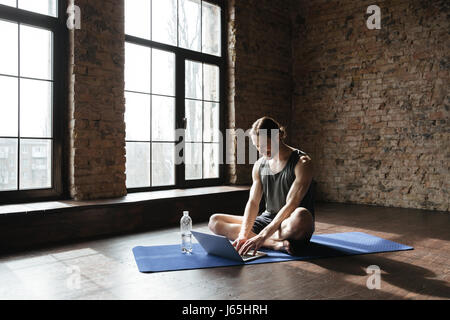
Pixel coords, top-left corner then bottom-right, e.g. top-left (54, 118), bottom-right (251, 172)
top-left (185, 143), bottom-right (202, 180)
top-left (203, 102), bottom-right (219, 143)
top-left (125, 0), bottom-right (151, 39)
top-left (179, 0), bottom-right (201, 52)
top-left (204, 64), bottom-right (219, 102)
top-left (0, 76), bottom-right (18, 137)
top-left (0, 138), bottom-right (18, 191)
top-left (152, 96), bottom-right (175, 141)
top-left (185, 99), bottom-right (202, 142)
top-left (20, 139), bottom-right (52, 190)
top-left (152, 49), bottom-right (175, 96)
top-left (125, 92), bottom-right (150, 141)
top-left (18, 0), bottom-right (57, 17)
top-left (126, 142), bottom-right (150, 188)
top-left (20, 25), bottom-right (53, 80)
top-left (152, 143), bottom-right (175, 186)
top-left (125, 43), bottom-right (151, 93)
top-left (20, 79), bottom-right (52, 138)
top-left (202, 1), bottom-right (221, 56)
top-left (152, 0), bottom-right (177, 46)
top-left (203, 143), bottom-right (219, 179)
top-left (185, 60), bottom-right (202, 100)
top-left (0, 20), bottom-right (18, 76)
top-left (0, 0), bottom-right (16, 7)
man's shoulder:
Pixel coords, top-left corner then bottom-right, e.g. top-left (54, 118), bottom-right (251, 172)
top-left (254, 156), bottom-right (266, 167)
top-left (251, 157), bottom-right (266, 179)
top-left (294, 150), bottom-right (313, 171)
top-left (294, 148), bottom-right (312, 161)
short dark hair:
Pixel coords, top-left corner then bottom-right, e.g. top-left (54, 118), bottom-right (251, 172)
top-left (250, 116), bottom-right (287, 141)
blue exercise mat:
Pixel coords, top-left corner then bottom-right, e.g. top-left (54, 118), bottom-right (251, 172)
top-left (132, 232), bottom-right (413, 273)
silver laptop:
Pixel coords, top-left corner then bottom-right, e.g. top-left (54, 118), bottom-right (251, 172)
top-left (191, 230), bottom-right (267, 262)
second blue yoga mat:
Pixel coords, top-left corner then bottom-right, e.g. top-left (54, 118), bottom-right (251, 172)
top-left (132, 232), bottom-right (413, 273)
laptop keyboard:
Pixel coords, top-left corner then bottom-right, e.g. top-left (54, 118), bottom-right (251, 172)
top-left (240, 252), bottom-right (264, 259)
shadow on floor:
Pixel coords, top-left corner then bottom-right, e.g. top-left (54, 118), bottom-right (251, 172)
top-left (315, 202), bottom-right (450, 242)
top-left (307, 251), bottom-right (450, 299)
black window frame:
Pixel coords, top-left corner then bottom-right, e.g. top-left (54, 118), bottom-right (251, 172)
top-left (0, 0), bottom-right (68, 205)
top-left (125, 0), bottom-right (227, 192)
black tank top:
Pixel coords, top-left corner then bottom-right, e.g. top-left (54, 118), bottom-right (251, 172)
top-left (258, 149), bottom-right (315, 218)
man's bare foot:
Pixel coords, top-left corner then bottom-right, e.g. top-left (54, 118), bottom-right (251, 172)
top-left (282, 240), bottom-right (293, 255)
top-left (269, 239), bottom-right (293, 255)
top-left (262, 238), bottom-right (299, 255)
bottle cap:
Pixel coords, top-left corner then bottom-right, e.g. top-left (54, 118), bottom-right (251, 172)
top-left (183, 211), bottom-right (189, 215)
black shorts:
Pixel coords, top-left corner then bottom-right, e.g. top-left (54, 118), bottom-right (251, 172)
top-left (251, 181), bottom-right (316, 235)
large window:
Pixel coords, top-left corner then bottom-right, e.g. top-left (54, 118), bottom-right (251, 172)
top-left (0, 1), bottom-right (66, 203)
top-left (125, 0), bottom-right (224, 190)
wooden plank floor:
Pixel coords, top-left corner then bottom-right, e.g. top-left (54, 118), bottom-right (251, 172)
top-left (0, 202), bottom-right (448, 300)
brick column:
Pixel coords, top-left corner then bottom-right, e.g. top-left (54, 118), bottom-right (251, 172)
top-left (68, 0), bottom-right (126, 200)
top-left (227, 0), bottom-right (293, 185)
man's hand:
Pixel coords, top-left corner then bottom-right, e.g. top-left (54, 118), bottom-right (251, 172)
top-left (238, 234), bottom-right (266, 256)
top-left (232, 235), bottom-right (248, 253)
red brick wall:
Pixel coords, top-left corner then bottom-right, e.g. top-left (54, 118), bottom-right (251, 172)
top-left (68, 0), bottom-right (127, 200)
top-left (68, 0), bottom-right (293, 198)
top-left (289, 0), bottom-right (449, 211)
top-left (227, 0), bottom-right (293, 185)
top-left (64, 0), bottom-right (449, 212)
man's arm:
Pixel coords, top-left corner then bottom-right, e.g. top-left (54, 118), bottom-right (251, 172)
top-left (239, 158), bottom-right (264, 238)
top-left (258, 155), bottom-right (314, 240)
top-left (232, 158), bottom-right (263, 252)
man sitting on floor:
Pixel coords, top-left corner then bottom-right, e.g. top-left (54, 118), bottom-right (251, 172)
top-left (208, 116), bottom-right (316, 256)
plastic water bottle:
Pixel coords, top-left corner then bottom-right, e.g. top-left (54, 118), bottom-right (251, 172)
top-left (180, 211), bottom-right (192, 254)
